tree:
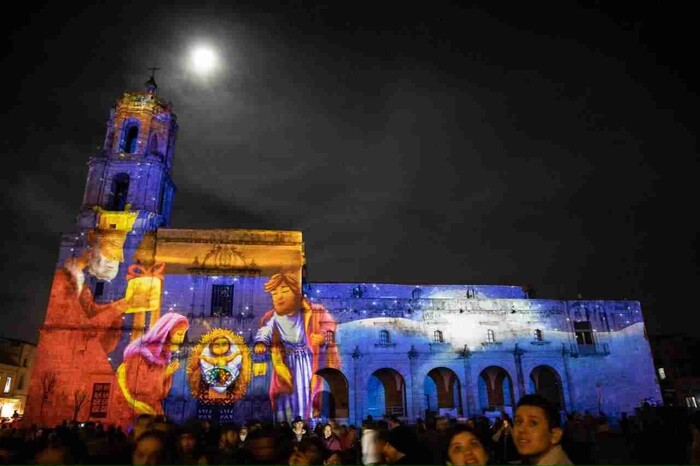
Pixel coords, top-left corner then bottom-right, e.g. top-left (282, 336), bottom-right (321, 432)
top-left (39, 371), bottom-right (58, 421)
top-left (72, 389), bottom-right (88, 422)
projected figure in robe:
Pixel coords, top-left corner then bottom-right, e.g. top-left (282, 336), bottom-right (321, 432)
top-left (254, 272), bottom-right (338, 423)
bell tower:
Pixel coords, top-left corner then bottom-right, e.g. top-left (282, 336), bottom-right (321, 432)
top-left (78, 75), bottom-right (178, 231)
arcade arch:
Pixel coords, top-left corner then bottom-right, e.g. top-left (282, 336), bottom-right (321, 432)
top-left (424, 367), bottom-right (463, 417)
top-left (529, 365), bottom-right (565, 410)
top-left (313, 368), bottom-right (349, 419)
top-left (478, 366), bottom-right (514, 412)
top-left (367, 368), bottom-right (406, 418)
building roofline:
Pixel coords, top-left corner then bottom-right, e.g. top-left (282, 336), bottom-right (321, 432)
top-left (0, 336), bottom-right (37, 347)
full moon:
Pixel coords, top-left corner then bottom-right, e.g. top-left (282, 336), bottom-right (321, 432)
top-left (190, 45), bottom-right (217, 75)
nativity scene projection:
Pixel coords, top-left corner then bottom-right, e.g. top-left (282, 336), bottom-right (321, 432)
top-left (23, 79), bottom-right (661, 429)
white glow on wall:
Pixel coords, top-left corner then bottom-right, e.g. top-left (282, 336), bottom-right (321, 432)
top-left (3, 377), bottom-right (11, 394)
top-left (0, 399), bottom-right (20, 418)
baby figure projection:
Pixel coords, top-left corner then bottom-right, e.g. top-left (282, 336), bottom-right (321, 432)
top-left (188, 329), bottom-right (251, 404)
top-left (199, 334), bottom-right (243, 396)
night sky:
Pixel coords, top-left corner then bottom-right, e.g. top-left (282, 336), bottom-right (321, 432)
top-left (2, 1), bottom-right (697, 344)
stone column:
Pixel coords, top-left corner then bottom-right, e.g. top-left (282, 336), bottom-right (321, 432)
top-left (459, 345), bottom-right (476, 417)
top-left (352, 346), bottom-right (363, 426)
top-left (513, 343), bottom-right (526, 400)
top-left (408, 345), bottom-right (419, 420)
top-left (561, 343), bottom-right (575, 411)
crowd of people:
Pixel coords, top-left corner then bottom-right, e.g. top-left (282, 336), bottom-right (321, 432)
top-left (1, 395), bottom-right (698, 465)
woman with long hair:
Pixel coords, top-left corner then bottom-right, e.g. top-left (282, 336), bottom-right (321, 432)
top-left (322, 423), bottom-right (343, 453)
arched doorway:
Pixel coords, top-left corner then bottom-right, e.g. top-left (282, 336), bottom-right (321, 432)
top-left (313, 368), bottom-right (349, 420)
top-left (425, 367), bottom-right (463, 418)
top-left (367, 368), bottom-right (406, 418)
top-left (529, 365), bottom-right (565, 410)
top-left (478, 366), bottom-right (514, 412)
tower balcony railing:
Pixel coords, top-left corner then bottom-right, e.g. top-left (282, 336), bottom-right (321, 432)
top-left (570, 342), bottom-right (610, 357)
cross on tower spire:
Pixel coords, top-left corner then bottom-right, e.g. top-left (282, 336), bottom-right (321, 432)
top-left (144, 67), bottom-right (160, 94)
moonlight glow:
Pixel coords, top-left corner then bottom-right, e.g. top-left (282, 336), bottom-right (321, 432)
top-left (190, 45), bottom-right (217, 75)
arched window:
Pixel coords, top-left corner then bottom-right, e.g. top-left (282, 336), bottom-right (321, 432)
top-left (325, 330), bottom-right (335, 345)
top-left (433, 330), bottom-right (444, 343)
top-left (109, 173), bottom-right (130, 211)
top-left (379, 330), bottom-right (390, 345)
top-left (122, 120), bottom-right (140, 154)
top-left (534, 329), bottom-right (543, 341)
top-left (487, 329), bottom-right (496, 343)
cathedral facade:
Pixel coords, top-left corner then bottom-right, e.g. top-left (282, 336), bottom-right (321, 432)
top-left (24, 81), bottom-right (661, 428)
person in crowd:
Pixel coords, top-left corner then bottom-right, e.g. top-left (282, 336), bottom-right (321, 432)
top-left (561, 411), bottom-right (588, 464)
top-left (385, 415), bottom-right (402, 430)
top-left (513, 395), bottom-right (573, 465)
top-left (445, 425), bottom-right (491, 466)
top-left (150, 416), bottom-right (171, 434)
top-left (34, 446), bottom-right (74, 465)
top-left (238, 424), bottom-right (249, 446)
top-left (491, 414), bottom-right (518, 463)
top-left (216, 426), bottom-right (239, 464)
top-left (132, 430), bottom-right (169, 465)
top-left (244, 426), bottom-right (285, 464)
top-left (289, 436), bottom-right (328, 465)
top-left (130, 414), bottom-right (154, 446)
top-left (291, 417), bottom-right (309, 446)
top-left (430, 415), bottom-right (453, 464)
top-left (0, 438), bottom-right (13, 465)
top-left (382, 425), bottom-right (420, 464)
top-left (323, 450), bottom-right (343, 465)
top-left (690, 410), bottom-right (700, 465)
top-left (322, 423), bottom-right (343, 452)
top-left (341, 424), bottom-right (359, 463)
top-left (175, 427), bottom-right (208, 464)
top-left (361, 420), bottom-right (381, 465)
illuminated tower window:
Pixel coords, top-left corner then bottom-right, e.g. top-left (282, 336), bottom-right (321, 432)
top-left (434, 330), bottom-right (444, 343)
top-left (325, 330), bottom-right (335, 345)
top-left (534, 329), bottom-right (543, 341)
top-left (487, 329), bottom-right (496, 343)
top-left (379, 330), bottom-right (390, 345)
top-left (122, 119), bottom-right (140, 153)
